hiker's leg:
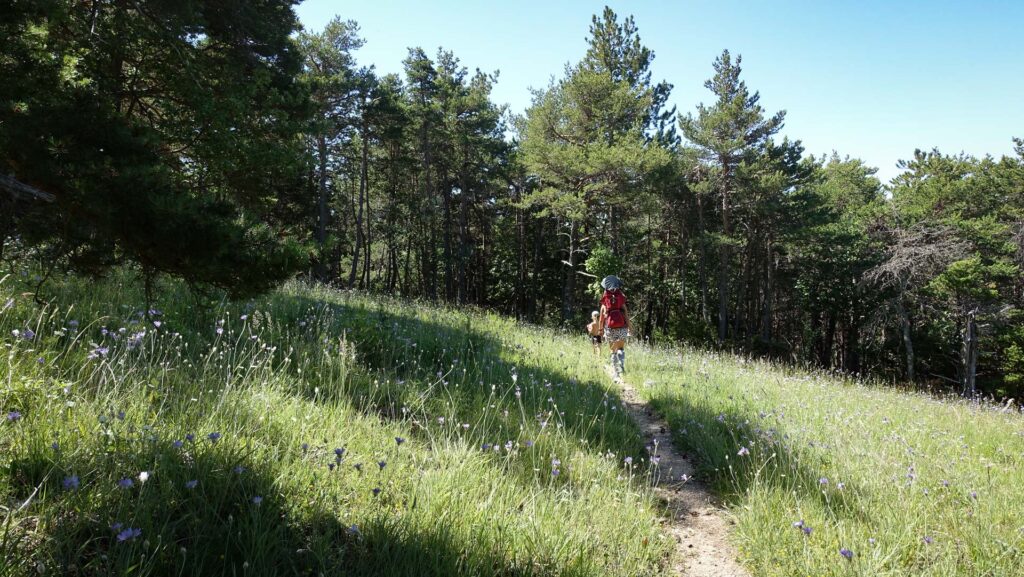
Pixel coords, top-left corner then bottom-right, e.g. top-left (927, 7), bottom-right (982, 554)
top-left (617, 348), bottom-right (625, 372)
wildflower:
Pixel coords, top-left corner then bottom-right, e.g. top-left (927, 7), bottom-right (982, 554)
top-left (837, 482), bottom-right (845, 490)
top-left (436, 417), bottom-right (445, 425)
top-left (970, 491), bottom-right (978, 500)
top-left (110, 522), bottom-right (123, 531)
top-left (207, 432), bottom-right (221, 443)
top-left (138, 471), bottom-right (150, 483)
top-left (6, 411), bottom-right (22, 422)
top-left (216, 326), bottom-right (224, 336)
top-left (652, 455), bottom-right (661, 465)
top-left (185, 433), bottom-right (195, 443)
top-left (395, 437), bottom-right (405, 446)
top-left (819, 477), bottom-right (829, 486)
top-left (552, 457), bottom-right (561, 468)
top-left (737, 446), bottom-right (750, 457)
top-left (185, 480), bottom-right (198, 489)
top-left (504, 441), bottom-right (514, 451)
top-left (334, 448), bottom-right (345, 459)
top-left (802, 526), bottom-right (812, 535)
top-left (793, 520), bottom-right (804, 528)
top-left (482, 443), bottom-right (491, 450)
top-left (624, 457), bottom-right (633, 466)
top-left (87, 346), bottom-right (109, 360)
top-left (868, 538), bottom-right (876, 545)
top-left (251, 496), bottom-right (263, 505)
top-left (240, 314), bottom-right (248, 321)
top-left (462, 423), bottom-right (470, 430)
top-left (354, 463), bottom-right (363, 472)
top-left (348, 524), bottom-right (360, 536)
top-left (153, 321), bottom-right (162, 328)
top-left (301, 443), bottom-right (309, 452)
top-left (839, 548), bottom-right (853, 560)
top-left (378, 460), bottom-right (386, 470)
top-left (372, 487), bottom-right (381, 497)
top-left (923, 536), bottom-right (933, 544)
top-left (117, 527), bottom-right (142, 542)
top-left (524, 440), bottom-right (534, 447)
top-left (22, 329), bottom-right (35, 340)
top-left (116, 411), bottom-right (126, 421)
top-left (328, 463), bottom-right (335, 471)
top-left (63, 475), bottom-right (80, 490)
top-left (233, 466), bottom-right (245, 474)
top-left (118, 478), bottom-right (134, 489)
top-left (172, 440), bottom-right (184, 449)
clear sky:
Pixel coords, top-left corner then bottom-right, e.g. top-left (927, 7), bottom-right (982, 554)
top-left (295, 0), bottom-right (1024, 183)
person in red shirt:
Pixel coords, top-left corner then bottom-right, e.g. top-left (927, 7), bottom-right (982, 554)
top-left (598, 275), bottom-right (632, 379)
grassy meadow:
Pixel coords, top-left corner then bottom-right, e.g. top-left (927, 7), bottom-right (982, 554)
top-left (629, 344), bottom-right (1024, 576)
top-left (2, 272), bottom-right (1023, 576)
top-left (0, 274), bottom-right (670, 576)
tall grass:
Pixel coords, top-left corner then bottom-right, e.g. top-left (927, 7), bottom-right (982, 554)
top-left (629, 343), bottom-right (1024, 576)
top-left (1, 274), bottom-right (671, 576)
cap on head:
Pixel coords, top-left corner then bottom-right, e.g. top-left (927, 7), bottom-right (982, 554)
top-left (601, 275), bottom-right (623, 290)
top-left (591, 311), bottom-right (599, 317)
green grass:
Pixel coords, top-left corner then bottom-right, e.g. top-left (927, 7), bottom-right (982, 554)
top-left (0, 274), bottom-right (671, 576)
top-left (5, 272), bottom-right (1023, 576)
top-left (629, 344), bottom-right (1024, 576)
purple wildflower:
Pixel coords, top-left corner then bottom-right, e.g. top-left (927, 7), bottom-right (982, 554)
top-left (207, 432), bottom-right (221, 443)
top-left (819, 477), bottom-right (829, 486)
top-left (251, 496), bottom-right (263, 505)
top-left (63, 475), bottom-right (80, 490)
top-left (793, 520), bottom-right (804, 528)
top-left (923, 536), bottom-right (933, 545)
top-left (802, 526), bottom-right (813, 535)
top-left (185, 433), bottom-right (195, 443)
top-left (117, 528), bottom-right (142, 542)
top-left (172, 440), bottom-right (184, 449)
top-left (377, 460), bottom-right (386, 471)
top-left (301, 443), bottom-right (309, 452)
top-left (839, 548), bottom-right (853, 560)
top-left (372, 487), bottom-right (381, 497)
top-left (354, 463), bottom-right (363, 472)
top-left (624, 456), bottom-right (633, 466)
top-left (185, 480), bottom-right (198, 489)
top-left (6, 411), bottom-right (22, 422)
top-left (737, 446), bottom-right (750, 457)
top-left (395, 437), bottom-right (405, 446)
top-left (233, 465), bottom-right (246, 474)
top-left (524, 440), bottom-right (534, 447)
top-left (21, 329), bottom-right (35, 340)
top-left (117, 478), bottom-right (134, 489)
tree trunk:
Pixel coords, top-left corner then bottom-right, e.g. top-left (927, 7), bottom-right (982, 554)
top-left (562, 219), bottom-right (580, 324)
top-left (896, 290), bottom-right (915, 382)
top-left (961, 308), bottom-right (979, 396)
top-left (315, 135), bottom-right (329, 281)
top-left (348, 129), bottom-right (370, 288)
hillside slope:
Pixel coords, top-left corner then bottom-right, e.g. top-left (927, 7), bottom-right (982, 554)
top-left (629, 345), bottom-right (1024, 576)
top-left (1, 277), bottom-right (671, 576)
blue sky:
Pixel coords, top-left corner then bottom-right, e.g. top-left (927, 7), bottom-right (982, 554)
top-left (295, 0), bottom-right (1024, 183)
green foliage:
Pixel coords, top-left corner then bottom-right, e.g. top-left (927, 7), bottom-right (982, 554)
top-left (1, 0), bottom-right (309, 297)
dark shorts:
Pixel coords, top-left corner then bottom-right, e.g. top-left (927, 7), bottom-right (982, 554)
top-left (590, 334), bottom-right (603, 344)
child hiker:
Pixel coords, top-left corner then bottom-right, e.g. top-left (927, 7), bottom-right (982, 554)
top-left (586, 311), bottom-right (603, 355)
top-left (598, 275), bottom-right (632, 379)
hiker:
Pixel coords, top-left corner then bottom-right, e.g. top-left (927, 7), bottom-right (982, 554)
top-left (586, 310), bottom-right (603, 355)
top-left (598, 275), bottom-right (632, 378)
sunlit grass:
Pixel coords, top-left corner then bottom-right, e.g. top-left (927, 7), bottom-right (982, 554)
top-left (1, 274), bottom-right (670, 576)
top-left (629, 343), bottom-right (1024, 577)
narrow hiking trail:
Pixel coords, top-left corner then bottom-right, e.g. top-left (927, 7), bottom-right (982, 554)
top-left (607, 367), bottom-right (750, 577)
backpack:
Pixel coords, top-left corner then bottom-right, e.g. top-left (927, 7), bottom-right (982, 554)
top-left (601, 289), bottom-right (628, 329)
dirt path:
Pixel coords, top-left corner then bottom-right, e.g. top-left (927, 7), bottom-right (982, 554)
top-left (608, 368), bottom-right (750, 577)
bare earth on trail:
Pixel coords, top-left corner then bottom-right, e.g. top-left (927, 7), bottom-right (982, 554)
top-left (608, 367), bottom-right (750, 577)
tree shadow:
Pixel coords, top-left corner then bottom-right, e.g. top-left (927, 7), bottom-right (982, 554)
top-left (641, 377), bottom-right (874, 524)
top-left (5, 434), bottom-right (546, 576)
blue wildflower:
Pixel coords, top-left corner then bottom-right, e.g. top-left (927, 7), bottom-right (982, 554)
top-left (378, 460), bottom-right (386, 471)
top-left (372, 487), bottom-right (381, 497)
top-left (172, 440), bottom-right (184, 449)
top-left (117, 527), bottom-right (142, 542)
top-left (7, 411), bottom-right (22, 422)
top-left (395, 437), bottom-right (405, 446)
top-left (207, 432), bottom-right (221, 443)
top-left (117, 478), bottom-right (134, 489)
top-left (251, 496), bottom-right (263, 505)
top-left (63, 475), bottom-right (80, 490)
top-left (185, 480), bottom-right (198, 489)
top-left (839, 548), bottom-right (853, 560)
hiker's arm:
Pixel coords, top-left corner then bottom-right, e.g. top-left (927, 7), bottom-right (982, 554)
top-left (624, 306), bottom-right (633, 332)
top-left (599, 305), bottom-right (607, 328)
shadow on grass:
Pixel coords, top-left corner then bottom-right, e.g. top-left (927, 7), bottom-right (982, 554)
top-left (642, 377), bottom-right (870, 521)
top-left (5, 435), bottom-right (544, 577)
top-left (273, 293), bottom-right (647, 463)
